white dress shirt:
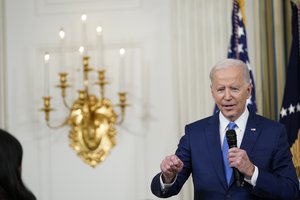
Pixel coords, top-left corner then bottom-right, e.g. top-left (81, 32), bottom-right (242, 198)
top-left (219, 107), bottom-right (258, 186)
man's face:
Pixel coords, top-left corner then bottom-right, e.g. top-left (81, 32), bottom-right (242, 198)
top-left (210, 66), bottom-right (251, 121)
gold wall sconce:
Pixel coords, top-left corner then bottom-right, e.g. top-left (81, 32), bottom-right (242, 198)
top-left (40, 14), bottom-right (128, 167)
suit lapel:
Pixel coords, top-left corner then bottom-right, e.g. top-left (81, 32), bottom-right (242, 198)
top-left (205, 113), bottom-right (228, 190)
top-left (240, 112), bottom-right (261, 155)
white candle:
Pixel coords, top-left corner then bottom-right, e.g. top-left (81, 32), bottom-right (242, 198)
top-left (44, 52), bottom-right (50, 96)
top-left (59, 29), bottom-right (65, 72)
top-left (81, 14), bottom-right (88, 55)
top-left (142, 62), bottom-right (150, 121)
top-left (142, 62), bottom-right (149, 103)
top-left (96, 26), bottom-right (104, 70)
top-left (78, 46), bottom-right (85, 90)
top-left (119, 48), bottom-right (126, 91)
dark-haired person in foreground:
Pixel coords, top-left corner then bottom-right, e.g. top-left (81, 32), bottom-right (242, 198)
top-left (0, 129), bottom-right (36, 200)
top-left (151, 58), bottom-right (299, 200)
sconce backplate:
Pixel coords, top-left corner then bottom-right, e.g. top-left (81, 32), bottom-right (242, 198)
top-left (68, 95), bottom-right (117, 167)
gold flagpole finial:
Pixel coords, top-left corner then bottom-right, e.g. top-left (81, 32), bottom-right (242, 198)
top-left (291, 0), bottom-right (300, 6)
top-left (237, 0), bottom-right (246, 26)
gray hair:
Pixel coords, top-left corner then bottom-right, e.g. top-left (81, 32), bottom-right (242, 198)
top-left (209, 58), bottom-right (251, 84)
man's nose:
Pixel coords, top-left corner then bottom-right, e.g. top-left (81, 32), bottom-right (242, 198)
top-left (224, 89), bottom-right (232, 100)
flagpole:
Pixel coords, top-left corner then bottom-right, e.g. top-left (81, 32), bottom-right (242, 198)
top-left (234, 0), bottom-right (240, 59)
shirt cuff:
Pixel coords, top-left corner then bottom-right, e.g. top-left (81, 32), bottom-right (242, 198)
top-left (244, 165), bottom-right (258, 187)
top-left (159, 173), bottom-right (177, 191)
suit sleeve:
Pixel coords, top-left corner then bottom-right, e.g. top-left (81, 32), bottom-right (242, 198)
top-left (150, 125), bottom-right (192, 198)
top-left (252, 124), bottom-right (299, 200)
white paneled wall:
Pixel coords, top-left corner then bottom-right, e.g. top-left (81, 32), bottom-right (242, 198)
top-left (0, 0), bottom-right (6, 128)
top-left (4, 0), bottom-right (179, 199)
top-left (1, 0), bottom-right (256, 200)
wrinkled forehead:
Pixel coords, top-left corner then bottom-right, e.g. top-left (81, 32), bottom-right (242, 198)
top-left (213, 66), bottom-right (243, 79)
top-left (211, 65), bottom-right (249, 85)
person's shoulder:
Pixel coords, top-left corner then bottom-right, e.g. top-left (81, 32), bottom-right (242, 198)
top-left (186, 115), bottom-right (215, 128)
top-left (251, 113), bottom-right (285, 129)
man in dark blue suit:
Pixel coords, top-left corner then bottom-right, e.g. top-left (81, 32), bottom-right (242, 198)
top-left (151, 59), bottom-right (299, 200)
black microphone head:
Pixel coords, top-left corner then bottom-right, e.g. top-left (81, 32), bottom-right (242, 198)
top-left (226, 129), bottom-right (237, 148)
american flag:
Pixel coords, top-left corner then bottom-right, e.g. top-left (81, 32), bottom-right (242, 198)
top-left (279, 1), bottom-right (300, 146)
top-left (214, 0), bottom-right (257, 113)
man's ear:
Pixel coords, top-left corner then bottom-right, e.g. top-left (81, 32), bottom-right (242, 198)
top-left (247, 83), bottom-right (252, 98)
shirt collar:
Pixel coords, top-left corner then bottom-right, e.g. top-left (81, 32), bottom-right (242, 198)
top-left (219, 107), bottom-right (249, 132)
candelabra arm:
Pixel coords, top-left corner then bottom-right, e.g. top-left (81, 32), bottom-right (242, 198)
top-left (40, 96), bottom-right (53, 121)
top-left (116, 92), bottom-right (129, 125)
top-left (40, 96), bottom-right (69, 129)
top-left (57, 72), bottom-right (71, 109)
top-left (62, 96), bottom-right (71, 109)
top-left (96, 70), bottom-right (109, 99)
top-left (116, 110), bottom-right (125, 125)
top-left (46, 118), bottom-right (69, 129)
top-left (83, 56), bottom-right (93, 95)
top-left (100, 86), bottom-right (104, 99)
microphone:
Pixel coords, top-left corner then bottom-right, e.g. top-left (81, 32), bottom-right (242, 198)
top-left (226, 129), bottom-right (242, 187)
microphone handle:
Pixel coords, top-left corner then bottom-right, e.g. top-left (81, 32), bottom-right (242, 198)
top-left (233, 167), bottom-right (242, 187)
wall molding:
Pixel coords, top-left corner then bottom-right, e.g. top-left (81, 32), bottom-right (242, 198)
top-left (35, 0), bottom-right (142, 15)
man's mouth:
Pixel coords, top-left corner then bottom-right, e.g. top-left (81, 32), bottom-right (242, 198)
top-left (223, 104), bottom-right (235, 110)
